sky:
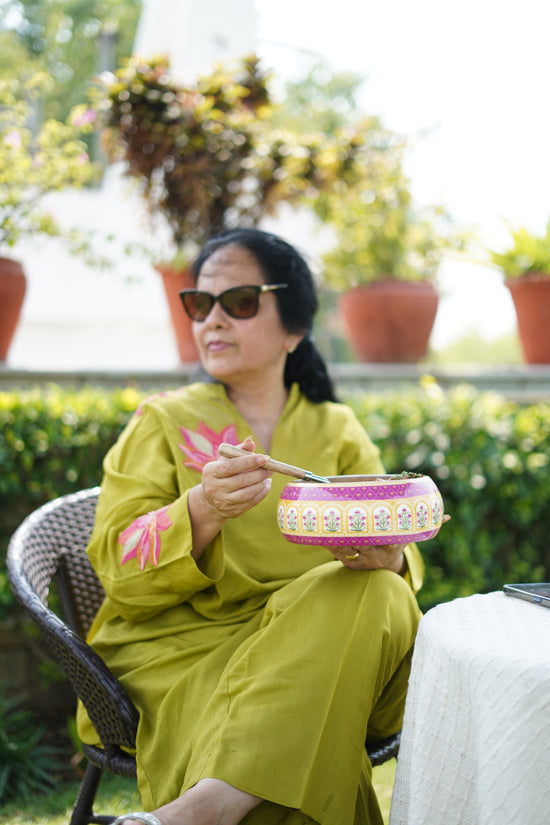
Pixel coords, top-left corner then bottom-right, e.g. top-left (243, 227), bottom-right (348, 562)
top-left (10, 0), bottom-right (550, 368)
top-left (257, 0), bottom-right (550, 234)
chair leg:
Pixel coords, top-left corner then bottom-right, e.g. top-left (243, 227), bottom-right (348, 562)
top-left (70, 761), bottom-right (114, 825)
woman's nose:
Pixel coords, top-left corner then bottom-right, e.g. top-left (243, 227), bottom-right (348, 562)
top-left (203, 300), bottom-right (230, 326)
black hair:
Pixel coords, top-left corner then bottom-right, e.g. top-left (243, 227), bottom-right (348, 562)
top-left (190, 227), bottom-right (339, 403)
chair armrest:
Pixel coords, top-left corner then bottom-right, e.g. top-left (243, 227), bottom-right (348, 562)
top-left (8, 538), bottom-right (138, 751)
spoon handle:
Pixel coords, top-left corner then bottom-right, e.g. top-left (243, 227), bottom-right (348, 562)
top-left (218, 443), bottom-right (331, 483)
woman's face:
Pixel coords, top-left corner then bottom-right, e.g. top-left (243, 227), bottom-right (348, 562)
top-left (192, 244), bottom-right (300, 389)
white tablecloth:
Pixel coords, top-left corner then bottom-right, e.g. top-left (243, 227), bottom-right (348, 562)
top-left (389, 592), bottom-right (550, 825)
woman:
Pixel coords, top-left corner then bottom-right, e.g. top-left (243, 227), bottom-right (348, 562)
top-left (77, 228), bottom-right (424, 825)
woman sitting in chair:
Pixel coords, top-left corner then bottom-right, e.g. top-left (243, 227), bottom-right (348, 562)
top-left (77, 228), bottom-right (423, 825)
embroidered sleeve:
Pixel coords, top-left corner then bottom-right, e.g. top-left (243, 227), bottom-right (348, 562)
top-left (178, 421), bottom-right (239, 471)
top-left (119, 506), bottom-right (172, 570)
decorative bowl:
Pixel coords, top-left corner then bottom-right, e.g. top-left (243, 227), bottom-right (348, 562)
top-left (277, 473), bottom-right (444, 547)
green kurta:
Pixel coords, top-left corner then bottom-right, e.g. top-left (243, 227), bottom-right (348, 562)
top-left (77, 382), bottom-right (424, 825)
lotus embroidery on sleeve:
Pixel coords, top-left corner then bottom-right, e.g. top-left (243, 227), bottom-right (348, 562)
top-left (178, 422), bottom-right (239, 471)
top-left (119, 506), bottom-right (172, 569)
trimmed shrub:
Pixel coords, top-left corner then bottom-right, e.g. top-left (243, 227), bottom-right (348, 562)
top-left (0, 385), bottom-right (141, 617)
top-left (1, 380), bottom-right (549, 614)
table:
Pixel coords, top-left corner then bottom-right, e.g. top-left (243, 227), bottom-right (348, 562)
top-left (389, 591), bottom-right (550, 825)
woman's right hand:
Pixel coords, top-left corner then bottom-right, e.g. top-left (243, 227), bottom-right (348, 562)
top-left (201, 437), bottom-right (273, 520)
top-left (187, 437), bottom-right (272, 558)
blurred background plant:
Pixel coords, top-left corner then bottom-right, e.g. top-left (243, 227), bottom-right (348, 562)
top-left (0, 683), bottom-right (66, 803)
top-left (487, 219), bottom-right (550, 278)
top-left (0, 72), bottom-right (96, 255)
top-left (320, 195), bottom-right (469, 289)
top-left (0, 2), bottom-right (475, 364)
top-left (92, 52), bottom-right (404, 268)
top-left (272, 60), bottom-right (469, 290)
top-left (95, 48), bottom-right (469, 286)
top-left (486, 218), bottom-right (550, 364)
top-left (0, 0), bottom-right (142, 123)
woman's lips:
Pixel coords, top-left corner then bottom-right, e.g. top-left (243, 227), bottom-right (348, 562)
top-left (206, 340), bottom-right (231, 352)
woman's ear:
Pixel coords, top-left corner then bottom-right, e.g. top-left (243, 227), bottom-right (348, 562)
top-left (286, 335), bottom-right (304, 355)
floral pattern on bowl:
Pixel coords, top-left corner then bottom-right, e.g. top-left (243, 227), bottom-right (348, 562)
top-left (277, 473), bottom-right (444, 547)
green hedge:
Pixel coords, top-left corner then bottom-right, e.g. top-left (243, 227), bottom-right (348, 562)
top-left (1, 381), bottom-right (549, 613)
top-left (0, 386), bottom-right (141, 615)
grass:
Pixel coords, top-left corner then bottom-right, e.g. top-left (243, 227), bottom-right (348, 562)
top-left (0, 772), bottom-right (141, 825)
top-left (373, 759), bottom-right (397, 823)
top-left (0, 760), bottom-right (397, 825)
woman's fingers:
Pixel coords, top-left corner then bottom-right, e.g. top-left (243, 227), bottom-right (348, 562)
top-left (201, 446), bottom-right (273, 518)
top-left (335, 543), bottom-right (406, 573)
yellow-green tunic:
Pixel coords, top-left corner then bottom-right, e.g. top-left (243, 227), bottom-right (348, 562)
top-left (77, 382), bottom-right (423, 825)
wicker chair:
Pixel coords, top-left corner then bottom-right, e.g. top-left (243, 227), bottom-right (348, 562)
top-left (7, 488), bottom-right (400, 825)
top-left (7, 487), bottom-right (138, 825)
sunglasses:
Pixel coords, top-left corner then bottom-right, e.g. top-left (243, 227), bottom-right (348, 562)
top-left (179, 283), bottom-right (288, 322)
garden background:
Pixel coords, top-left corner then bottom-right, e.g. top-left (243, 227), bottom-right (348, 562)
top-left (1, 0), bottom-right (550, 819)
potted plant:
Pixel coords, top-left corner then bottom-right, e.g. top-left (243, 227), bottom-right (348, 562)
top-left (317, 159), bottom-right (467, 363)
top-left (95, 54), bottom-right (389, 362)
top-left (0, 73), bottom-right (95, 362)
top-left (488, 221), bottom-right (550, 364)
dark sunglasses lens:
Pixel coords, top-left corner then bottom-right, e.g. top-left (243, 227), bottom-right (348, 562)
top-left (221, 287), bottom-right (260, 319)
top-left (182, 291), bottom-right (213, 321)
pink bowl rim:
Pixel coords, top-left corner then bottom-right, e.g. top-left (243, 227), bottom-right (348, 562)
top-left (280, 474), bottom-right (439, 502)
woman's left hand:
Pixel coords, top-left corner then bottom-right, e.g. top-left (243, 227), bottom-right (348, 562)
top-left (332, 544), bottom-right (407, 575)
top-left (333, 513), bottom-right (450, 574)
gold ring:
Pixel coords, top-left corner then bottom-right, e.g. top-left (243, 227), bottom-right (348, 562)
top-left (345, 551), bottom-right (360, 560)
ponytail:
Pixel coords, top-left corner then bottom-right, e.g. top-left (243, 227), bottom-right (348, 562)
top-left (284, 336), bottom-right (339, 403)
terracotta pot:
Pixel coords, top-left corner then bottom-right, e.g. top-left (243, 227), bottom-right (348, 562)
top-left (278, 473), bottom-right (445, 547)
top-left (155, 263), bottom-right (199, 362)
top-left (506, 273), bottom-right (550, 364)
top-left (0, 257), bottom-right (27, 362)
top-left (338, 280), bottom-right (439, 363)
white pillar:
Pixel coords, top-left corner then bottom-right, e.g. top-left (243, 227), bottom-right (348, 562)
top-left (133, 0), bottom-right (258, 80)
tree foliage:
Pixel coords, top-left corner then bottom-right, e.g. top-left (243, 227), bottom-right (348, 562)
top-left (0, 0), bottom-right (142, 121)
top-left (274, 61), bottom-right (369, 136)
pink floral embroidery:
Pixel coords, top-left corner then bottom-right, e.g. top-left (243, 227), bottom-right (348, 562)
top-left (119, 506), bottom-right (172, 570)
top-left (178, 422), bottom-right (239, 471)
